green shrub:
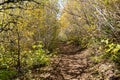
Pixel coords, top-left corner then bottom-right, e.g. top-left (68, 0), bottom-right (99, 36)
top-left (0, 42), bottom-right (50, 71)
top-left (0, 69), bottom-right (17, 80)
top-left (101, 39), bottom-right (120, 64)
top-left (22, 43), bottom-right (50, 68)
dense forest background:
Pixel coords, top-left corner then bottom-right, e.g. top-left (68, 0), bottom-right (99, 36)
top-left (0, 0), bottom-right (120, 80)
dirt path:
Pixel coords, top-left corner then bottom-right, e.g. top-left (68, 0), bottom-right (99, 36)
top-left (45, 43), bottom-right (117, 80)
top-left (30, 43), bottom-right (117, 80)
top-left (45, 43), bottom-right (94, 80)
top-left (51, 49), bottom-right (92, 80)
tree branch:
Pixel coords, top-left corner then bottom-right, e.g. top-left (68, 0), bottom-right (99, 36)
top-left (0, 0), bottom-right (41, 6)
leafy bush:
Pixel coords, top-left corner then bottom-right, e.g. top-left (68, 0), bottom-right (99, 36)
top-left (22, 43), bottom-right (50, 68)
top-left (0, 69), bottom-right (17, 80)
top-left (0, 42), bottom-right (50, 79)
top-left (101, 39), bottom-right (120, 64)
top-left (0, 42), bottom-right (50, 70)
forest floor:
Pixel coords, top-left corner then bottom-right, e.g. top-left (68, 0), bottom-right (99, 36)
top-left (19, 43), bottom-right (120, 80)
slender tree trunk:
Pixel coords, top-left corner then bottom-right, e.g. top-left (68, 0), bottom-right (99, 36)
top-left (17, 29), bottom-right (21, 73)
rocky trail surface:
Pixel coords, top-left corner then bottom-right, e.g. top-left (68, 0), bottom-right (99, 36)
top-left (39, 43), bottom-right (118, 80)
top-left (19, 43), bottom-right (120, 80)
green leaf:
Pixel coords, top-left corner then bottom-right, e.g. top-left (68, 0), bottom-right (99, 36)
top-left (32, 45), bottom-right (36, 49)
